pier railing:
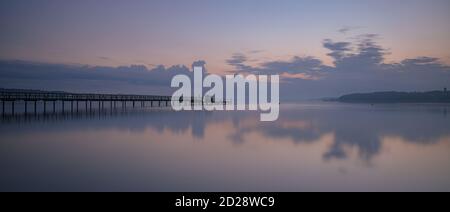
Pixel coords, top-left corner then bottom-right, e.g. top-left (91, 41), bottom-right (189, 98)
top-left (0, 92), bottom-right (171, 101)
top-left (0, 91), bottom-right (230, 115)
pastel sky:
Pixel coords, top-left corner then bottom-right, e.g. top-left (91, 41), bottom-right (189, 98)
top-left (1, 0), bottom-right (450, 71)
top-left (0, 0), bottom-right (450, 99)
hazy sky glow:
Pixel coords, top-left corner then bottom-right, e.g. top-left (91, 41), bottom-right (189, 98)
top-left (1, 0), bottom-right (450, 98)
top-left (1, 0), bottom-right (450, 69)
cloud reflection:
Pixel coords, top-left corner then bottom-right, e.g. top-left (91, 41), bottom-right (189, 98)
top-left (1, 103), bottom-right (449, 163)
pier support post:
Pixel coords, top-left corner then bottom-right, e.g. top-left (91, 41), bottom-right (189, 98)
top-left (0, 94), bottom-right (174, 115)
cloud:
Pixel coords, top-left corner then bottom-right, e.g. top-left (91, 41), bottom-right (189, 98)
top-left (248, 50), bottom-right (265, 54)
top-left (338, 26), bottom-right (364, 34)
top-left (227, 33), bottom-right (450, 99)
top-left (228, 54), bottom-right (329, 80)
top-left (322, 39), bottom-right (352, 63)
top-left (325, 34), bottom-right (386, 70)
top-left (226, 54), bottom-right (248, 68)
top-left (400, 57), bottom-right (441, 66)
top-left (0, 60), bottom-right (202, 94)
top-left (338, 26), bottom-right (363, 34)
top-left (191, 60), bottom-right (207, 71)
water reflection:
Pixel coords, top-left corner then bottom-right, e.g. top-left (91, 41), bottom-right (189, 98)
top-left (1, 103), bottom-right (450, 161)
top-left (229, 103), bottom-right (450, 162)
top-left (1, 102), bottom-right (449, 191)
top-left (0, 108), bottom-right (214, 139)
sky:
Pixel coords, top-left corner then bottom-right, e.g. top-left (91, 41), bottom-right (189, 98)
top-left (0, 0), bottom-right (450, 99)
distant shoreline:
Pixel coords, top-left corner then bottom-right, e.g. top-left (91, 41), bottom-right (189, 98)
top-left (328, 90), bottom-right (450, 103)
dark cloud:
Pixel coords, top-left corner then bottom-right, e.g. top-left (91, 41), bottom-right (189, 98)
top-left (323, 34), bottom-right (386, 71)
top-left (226, 54), bottom-right (248, 67)
top-left (401, 57), bottom-right (441, 66)
top-left (261, 56), bottom-right (327, 75)
top-left (227, 34), bottom-right (450, 99)
top-left (0, 60), bottom-right (200, 95)
top-left (248, 50), bottom-right (264, 54)
top-left (338, 26), bottom-right (363, 34)
top-left (229, 54), bottom-right (329, 80)
top-left (338, 28), bottom-right (350, 34)
top-left (323, 39), bottom-right (352, 63)
top-left (191, 60), bottom-right (207, 70)
top-left (0, 60), bottom-right (193, 85)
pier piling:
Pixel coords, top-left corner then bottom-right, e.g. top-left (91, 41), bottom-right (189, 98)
top-left (1, 91), bottom-right (176, 116)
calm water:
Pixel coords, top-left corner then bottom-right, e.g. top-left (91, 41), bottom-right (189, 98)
top-left (1, 102), bottom-right (450, 192)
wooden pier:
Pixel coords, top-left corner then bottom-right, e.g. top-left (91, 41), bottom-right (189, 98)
top-left (0, 91), bottom-right (173, 115)
top-left (0, 91), bottom-right (229, 116)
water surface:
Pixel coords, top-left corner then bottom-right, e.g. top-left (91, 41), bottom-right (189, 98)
top-left (1, 102), bottom-right (449, 191)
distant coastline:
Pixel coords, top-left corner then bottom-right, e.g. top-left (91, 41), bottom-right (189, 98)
top-left (328, 89), bottom-right (450, 103)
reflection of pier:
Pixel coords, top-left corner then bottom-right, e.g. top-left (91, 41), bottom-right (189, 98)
top-left (1, 91), bottom-right (172, 115)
